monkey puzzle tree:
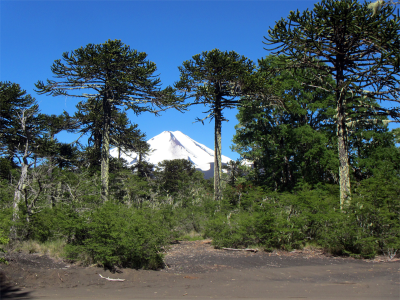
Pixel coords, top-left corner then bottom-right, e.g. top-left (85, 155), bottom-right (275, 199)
top-left (111, 110), bottom-right (150, 161)
top-left (265, 0), bottom-right (400, 208)
top-left (36, 39), bottom-right (179, 202)
top-left (1, 83), bottom-right (40, 235)
top-left (174, 49), bottom-right (257, 201)
top-left (74, 98), bottom-right (149, 168)
top-left (0, 82), bottom-right (60, 239)
top-left (0, 82), bottom-right (37, 158)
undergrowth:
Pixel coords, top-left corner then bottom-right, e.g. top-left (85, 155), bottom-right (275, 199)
top-left (11, 239), bottom-right (66, 259)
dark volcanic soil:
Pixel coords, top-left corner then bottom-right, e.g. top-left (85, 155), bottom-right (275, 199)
top-left (1, 240), bottom-right (399, 300)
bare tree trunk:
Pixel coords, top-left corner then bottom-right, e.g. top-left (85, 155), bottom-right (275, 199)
top-left (336, 59), bottom-right (351, 209)
top-left (11, 163), bottom-right (28, 239)
top-left (214, 94), bottom-right (222, 201)
top-left (11, 110), bottom-right (31, 240)
top-left (337, 100), bottom-right (351, 209)
top-left (101, 97), bottom-right (111, 202)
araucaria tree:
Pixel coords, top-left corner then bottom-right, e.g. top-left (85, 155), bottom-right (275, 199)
top-left (36, 39), bottom-right (178, 202)
top-left (1, 82), bottom-right (37, 156)
top-left (174, 49), bottom-right (256, 201)
top-left (0, 82), bottom-right (55, 238)
top-left (74, 99), bottom-right (149, 167)
top-left (265, 0), bottom-right (400, 208)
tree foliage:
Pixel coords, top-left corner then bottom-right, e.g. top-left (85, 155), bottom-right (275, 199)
top-left (36, 39), bottom-right (180, 201)
top-left (0, 82), bottom-right (37, 160)
top-left (75, 98), bottom-right (149, 169)
top-left (0, 4), bottom-right (399, 266)
top-left (264, 0), bottom-right (400, 208)
top-left (155, 159), bottom-right (203, 197)
top-left (175, 49), bottom-right (257, 201)
top-left (234, 55), bottom-right (338, 190)
top-left (0, 83), bottom-right (60, 238)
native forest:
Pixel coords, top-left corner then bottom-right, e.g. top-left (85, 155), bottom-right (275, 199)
top-left (1, 0), bottom-right (399, 269)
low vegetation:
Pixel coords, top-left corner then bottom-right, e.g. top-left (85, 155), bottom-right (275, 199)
top-left (1, 0), bottom-right (399, 270)
top-left (1, 148), bottom-right (398, 268)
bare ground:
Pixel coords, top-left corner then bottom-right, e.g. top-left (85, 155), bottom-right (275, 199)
top-left (1, 240), bottom-right (399, 300)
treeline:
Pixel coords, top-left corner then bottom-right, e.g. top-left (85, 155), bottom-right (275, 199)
top-left (1, 0), bottom-right (400, 268)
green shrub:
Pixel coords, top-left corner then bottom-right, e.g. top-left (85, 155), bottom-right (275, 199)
top-left (0, 207), bottom-right (12, 233)
top-left (26, 208), bottom-right (62, 242)
top-left (207, 184), bottom-right (338, 250)
top-left (0, 178), bottom-right (13, 207)
top-left (205, 212), bottom-right (259, 248)
top-left (63, 202), bottom-right (172, 270)
top-left (170, 195), bottom-right (217, 238)
top-left (324, 177), bottom-right (400, 258)
top-left (0, 230), bottom-right (9, 264)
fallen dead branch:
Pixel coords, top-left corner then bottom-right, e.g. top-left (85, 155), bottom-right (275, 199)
top-left (222, 248), bottom-right (258, 253)
top-left (99, 274), bottom-right (125, 282)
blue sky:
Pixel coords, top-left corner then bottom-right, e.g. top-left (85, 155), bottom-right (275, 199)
top-left (1, 0), bottom-right (398, 161)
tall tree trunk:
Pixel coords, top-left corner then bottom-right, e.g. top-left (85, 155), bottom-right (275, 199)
top-left (11, 111), bottom-right (30, 240)
top-left (101, 97), bottom-right (111, 202)
top-left (214, 94), bottom-right (222, 201)
top-left (336, 58), bottom-right (351, 209)
top-left (11, 162), bottom-right (28, 239)
top-left (48, 134), bottom-right (57, 208)
top-left (337, 99), bottom-right (350, 209)
top-left (92, 128), bottom-right (102, 167)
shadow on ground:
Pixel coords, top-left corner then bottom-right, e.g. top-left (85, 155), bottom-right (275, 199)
top-left (0, 272), bottom-right (32, 299)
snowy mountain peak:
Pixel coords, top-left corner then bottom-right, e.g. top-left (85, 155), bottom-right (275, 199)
top-left (110, 130), bottom-right (233, 179)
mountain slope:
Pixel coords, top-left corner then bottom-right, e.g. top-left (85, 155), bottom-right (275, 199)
top-left (110, 131), bottom-right (233, 178)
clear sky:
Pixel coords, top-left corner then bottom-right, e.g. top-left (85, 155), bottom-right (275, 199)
top-left (1, 0), bottom-right (398, 161)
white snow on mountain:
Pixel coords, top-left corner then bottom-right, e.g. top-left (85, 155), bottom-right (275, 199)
top-left (110, 130), bottom-right (233, 179)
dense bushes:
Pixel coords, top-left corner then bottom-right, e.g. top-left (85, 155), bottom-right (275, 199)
top-left (0, 159), bottom-right (218, 269)
top-left (0, 230), bottom-right (8, 264)
top-left (204, 123), bottom-right (400, 258)
top-left (61, 202), bottom-right (173, 270)
top-left (206, 184), bottom-right (337, 250)
top-left (1, 152), bottom-right (398, 269)
top-left (205, 181), bottom-right (400, 258)
top-left (14, 166), bottom-right (395, 263)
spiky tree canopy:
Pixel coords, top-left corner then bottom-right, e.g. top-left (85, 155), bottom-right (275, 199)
top-left (265, 0), bottom-right (400, 119)
top-left (264, 0), bottom-right (400, 208)
top-left (74, 98), bottom-right (149, 164)
top-left (0, 82), bottom-right (56, 162)
top-left (35, 39), bottom-right (178, 112)
top-left (175, 49), bottom-right (256, 122)
top-left (35, 39), bottom-right (179, 201)
top-left (1, 82), bottom-right (37, 155)
top-left (175, 49), bottom-right (257, 201)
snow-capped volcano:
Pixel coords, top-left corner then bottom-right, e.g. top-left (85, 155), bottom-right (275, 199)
top-left (110, 130), bottom-right (233, 179)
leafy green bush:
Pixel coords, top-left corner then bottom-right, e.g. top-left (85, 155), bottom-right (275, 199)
top-left (323, 168), bottom-right (400, 258)
top-left (0, 230), bottom-right (9, 264)
top-left (0, 178), bottom-right (13, 207)
top-left (63, 202), bottom-right (172, 270)
top-left (206, 184), bottom-right (340, 252)
top-left (170, 194), bottom-right (216, 237)
top-left (205, 212), bottom-right (259, 248)
top-left (26, 208), bottom-right (62, 242)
